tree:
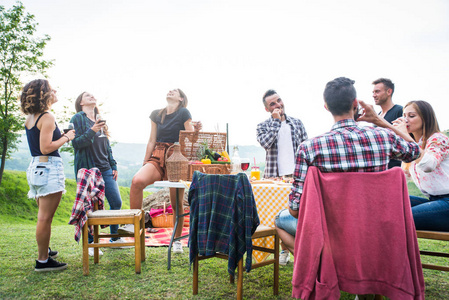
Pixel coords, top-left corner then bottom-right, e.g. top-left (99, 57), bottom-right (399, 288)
top-left (0, 2), bottom-right (52, 185)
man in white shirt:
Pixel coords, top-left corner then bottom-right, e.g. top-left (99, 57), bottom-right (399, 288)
top-left (256, 89), bottom-right (308, 265)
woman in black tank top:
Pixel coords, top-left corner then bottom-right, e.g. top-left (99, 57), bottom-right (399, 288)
top-left (20, 79), bottom-right (75, 272)
top-left (126, 88), bottom-right (202, 254)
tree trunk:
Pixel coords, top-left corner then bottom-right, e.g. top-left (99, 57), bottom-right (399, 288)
top-left (0, 138), bottom-right (8, 185)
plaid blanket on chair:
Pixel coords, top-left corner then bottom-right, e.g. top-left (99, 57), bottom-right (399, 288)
top-left (68, 168), bottom-right (105, 242)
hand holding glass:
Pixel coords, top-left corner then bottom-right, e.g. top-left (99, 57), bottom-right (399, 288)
top-left (96, 115), bottom-right (106, 137)
top-left (63, 122), bottom-right (74, 144)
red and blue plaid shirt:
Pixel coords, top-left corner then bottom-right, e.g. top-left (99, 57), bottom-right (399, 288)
top-left (69, 168), bottom-right (105, 242)
top-left (289, 119), bottom-right (420, 210)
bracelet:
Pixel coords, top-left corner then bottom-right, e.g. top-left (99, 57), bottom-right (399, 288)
top-left (64, 135), bottom-right (70, 142)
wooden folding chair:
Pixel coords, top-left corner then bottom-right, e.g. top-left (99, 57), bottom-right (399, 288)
top-left (193, 225), bottom-right (279, 300)
top-left (416, 230), bottom-right (449, 272)
top-left (189, 172), bottom-right (279, 300)
top-left (82, 201), bottom-right (145, 275)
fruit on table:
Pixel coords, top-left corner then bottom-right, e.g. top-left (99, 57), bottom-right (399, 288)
top-left (201, 158), bottom-right (211, 164)
top-left (221, 151), bottom-right (231, 162)
top-left (205, 149), bottom-right (217, 162)
top-left (212, 160), bottom-right (230, 164)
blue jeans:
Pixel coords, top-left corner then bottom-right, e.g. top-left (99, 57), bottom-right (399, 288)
top-left (274, 208), bottom-right (298, 237)
top-left (410, 195), bottom-right (449, 231)
top-left (88, 168), bottom-right (122, 243)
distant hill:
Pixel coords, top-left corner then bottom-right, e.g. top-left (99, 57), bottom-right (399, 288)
top-left (4, 135), bottom-right (266, 187)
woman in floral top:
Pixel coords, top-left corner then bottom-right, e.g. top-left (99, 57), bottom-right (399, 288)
top-left (398, 100), bottom-right (449, 231)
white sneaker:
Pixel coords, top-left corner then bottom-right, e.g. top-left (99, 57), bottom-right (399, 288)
top-left (88, 247), bottom-right (104, 257)
top-left (117, 224), bottom-right (134, 234)
top-left (109, 237), bottom-right (132, 249)
top-left (279, 250), bottom-right (290, 265)
top-left (172, 241), bottom-right (183, 254)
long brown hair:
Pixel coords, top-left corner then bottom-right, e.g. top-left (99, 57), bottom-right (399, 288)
top-left (404, 100), bottom-right (440, 149)
top-left (75, 92), bottom-right (110, 137)
top-left (158, 88), bottom-right (188, 124)
top-left (20, 79), bottom-right (55, 115)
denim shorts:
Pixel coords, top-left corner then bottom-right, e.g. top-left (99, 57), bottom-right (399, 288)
top-left (26, 156), bottom-right (65, 199)
top-left (274, 208), bottom-right (298, 237)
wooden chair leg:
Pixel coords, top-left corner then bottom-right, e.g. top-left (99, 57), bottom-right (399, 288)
top-left (193, 255), bottom-right (199, 295)
top-left (82, 224), bottom-right (89, 275)
top-left (93, 224), bottom-right (99, 264)
top-left (140, 210), bottom-right (146, 262)
top-left (237, 258), bottom-right (243, 300)
top-left (134, 216), bottom-right (141, 274)
top-left (273, 233), bottom-right (280, 295)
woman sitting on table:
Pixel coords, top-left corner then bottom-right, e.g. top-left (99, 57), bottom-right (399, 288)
top-left (121, 88), bottom-right (201, 254)
top-left (71, 92), bottom-right (123, 255)
top-left (396, 100), bottom-right (449, 231)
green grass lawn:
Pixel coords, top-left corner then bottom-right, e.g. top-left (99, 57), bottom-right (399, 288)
top-left (0, 170), bottom-right (448, 299)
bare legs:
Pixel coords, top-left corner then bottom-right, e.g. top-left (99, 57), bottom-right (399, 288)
top-left (36, 192), bottom-right (62, 260)
top-left (130, 163), bottom-right (161, 209)
top-left (130, 163), bottom-right (185, 238)
top-left (170, 187), bottom-right (185, 238)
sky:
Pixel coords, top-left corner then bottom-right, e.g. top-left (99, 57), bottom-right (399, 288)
top-left (4, 0), bottom-right (449, 146)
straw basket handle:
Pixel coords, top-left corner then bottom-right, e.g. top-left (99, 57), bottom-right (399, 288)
top-left (165, 144), bottom-right (176, 162)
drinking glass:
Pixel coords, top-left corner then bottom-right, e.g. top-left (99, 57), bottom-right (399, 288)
top-left (96, 115), bottom-right (107, 137)
top-left (63, 122), bottom-right (74, 144)
top-left (63, 122), bottom-right (74, 134)
top-left (240, 158), bottom-right (250, 171)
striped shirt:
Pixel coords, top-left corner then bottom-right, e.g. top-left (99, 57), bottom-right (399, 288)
top-left (289, 119), bottom-right (420, 210)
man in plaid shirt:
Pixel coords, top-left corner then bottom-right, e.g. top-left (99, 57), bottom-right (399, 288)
top-left (256, 89), bottom-right (307, 265)
top-left (257, 89), bottom-right (308, 179)
top-left (278, 77), bottom-right (420, 258)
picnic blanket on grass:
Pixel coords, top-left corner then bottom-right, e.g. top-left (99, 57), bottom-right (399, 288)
top-left (100, 227), bottom-right (189, 247)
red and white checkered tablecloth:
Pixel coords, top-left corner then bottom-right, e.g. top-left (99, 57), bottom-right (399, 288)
top-left (251, 184), bottom-right (291, 262)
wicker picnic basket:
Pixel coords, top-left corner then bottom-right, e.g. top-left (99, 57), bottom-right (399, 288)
top-left (151, 203), bottom-right (190, 228)
top-left (179, 130), bottom-right (227, 161)
top-left (165, 143), bottom-right (189, 182)
top-left (188, 164), bottom-right (231, 181)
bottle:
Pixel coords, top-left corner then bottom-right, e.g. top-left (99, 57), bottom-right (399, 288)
top-left (165, 142), bottom-right (189, 181)
top-left (230, 146), bottom-right (242, 174)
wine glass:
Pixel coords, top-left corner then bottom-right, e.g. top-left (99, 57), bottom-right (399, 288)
top-left (96, 115), bottom-right (107, 138)
top-left (240, 158), bottom-right (250, 172)
top-left (63, 122), bottom-right (74, 144)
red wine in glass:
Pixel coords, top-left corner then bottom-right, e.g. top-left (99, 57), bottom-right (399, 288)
top-left (241, 162), bottom-right (250, 171)
top-left (63, 123), bottom-right (74, 134)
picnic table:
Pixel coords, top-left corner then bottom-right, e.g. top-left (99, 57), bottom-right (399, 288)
top-left (251, 183), bottom-right (291, 262)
